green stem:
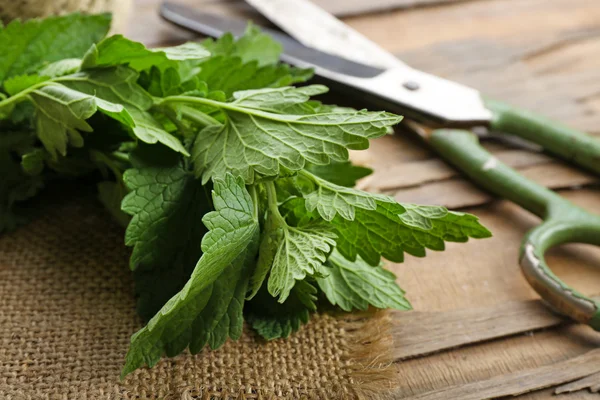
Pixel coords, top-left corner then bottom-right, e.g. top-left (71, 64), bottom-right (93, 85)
top-left (156, 105), bottom-right (195, 137)
top-left (0, 80), bottom-right (53, 110)
top-left (159, 96), bottom-right (279, 122)
top-left (110, 151), bottom-right (130, 165)
top-left (264, 181), bottom-right (286, 226)
top-left (298, 169), bottom-right (326, 186)
top-left (248, 184), bottom-right (259, 221)
top-left (159, 95), bottom-right (225, 109)
top-left (178, 105), bottom-right (221, 127)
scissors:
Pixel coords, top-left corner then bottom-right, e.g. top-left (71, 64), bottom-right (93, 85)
top-left (160, 0), bottom-right (600, 330)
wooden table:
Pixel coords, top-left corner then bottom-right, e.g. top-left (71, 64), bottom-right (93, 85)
top-left (129, 0), bottom-right (600, 398)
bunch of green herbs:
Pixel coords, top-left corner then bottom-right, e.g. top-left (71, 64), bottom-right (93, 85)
top-left (0, 13), bottom-right (491, 376)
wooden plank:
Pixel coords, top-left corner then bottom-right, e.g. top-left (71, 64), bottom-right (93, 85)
top-left (555, 372), bottom-right (600, 395)
top-left (389, 162), bottom-right (598, 209)
top-left (358, 148), bottom-right (552, 191)
top-left (397, 349), bottom-right (600, 400)
top-left (391, 299), bottom-right (568, 360)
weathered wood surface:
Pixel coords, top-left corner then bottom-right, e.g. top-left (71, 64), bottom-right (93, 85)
top-left (391, 299), bottom-right (569, 360)
top-left (556, 373), bottom-right (600, 395)
top-left (399, 349), bottom-right (600, 400)
top-left (131, 0), bottom-right (600, 398)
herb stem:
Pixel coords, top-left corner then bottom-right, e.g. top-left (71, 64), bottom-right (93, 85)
top-left (159, 95), bottom-right (223, 109)
top-left (264, 181), bottom-right (286, 226)
top-left (248, 185), bottom-right (259, 220)
top-left (0, 80), bottom-right (53, 109)
top-left (111, 151), bottom-right (130, 165)
top-left (156, 105), bottom-right (194, 137)
top-left (178, 105), bottom-right (221, 127)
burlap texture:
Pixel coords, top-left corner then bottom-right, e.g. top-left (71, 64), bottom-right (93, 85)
top-left (0, 186), bottom-right (393, 400)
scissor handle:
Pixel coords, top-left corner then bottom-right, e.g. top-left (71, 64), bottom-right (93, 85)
top-left (522, 220), bottom-right (600, 329)
top-left (429, 129), bottom-right (600, 330)
top-left (485, 100), bottom-right (600, 176)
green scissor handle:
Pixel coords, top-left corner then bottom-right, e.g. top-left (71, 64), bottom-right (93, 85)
top-left (485, 100), bottom-right (600, 175)
top-left (429, 129), bottom-right (600, 330)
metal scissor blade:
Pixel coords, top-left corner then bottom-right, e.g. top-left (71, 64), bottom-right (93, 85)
top-left (245, 0), bottom-right (493, 125)
top-left (160, 2), bottom-right (492, 126)
top-left (245, 0), bottom-right (402, 70)
top-left (160, 2), bottom-right (383, 78)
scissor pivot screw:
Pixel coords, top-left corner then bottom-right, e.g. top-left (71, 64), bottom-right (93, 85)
top-left (403, 81), bottom-right (420, 91)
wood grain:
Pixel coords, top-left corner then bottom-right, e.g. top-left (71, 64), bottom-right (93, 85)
top-left (391, 299), bottom-right (567, 360)
top-left (556, 372), bottom-right (600, 395)
top-left (397, 349), bottom-right (600, 400)
top-left (390, 162), bottom-right (598, 208)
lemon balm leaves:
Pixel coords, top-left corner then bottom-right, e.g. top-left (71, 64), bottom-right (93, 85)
top-left (304, 161), bottom-right (372, 187)
top-left (300, 169), bottom-right (394, 221)
top-left (29, 84), bottom-right (128, 158)
top-left (231, 85), bottom-right (329, 113)
top-left (0, 15), bottom-right (493, 377)
top-left (0, 13), bottom-right (111, 84)
top-left (121, 164), bottom-right (213, 320)
top-left (333, 201), bottom-right (491, 266)
top-left (198, 26), bottom-right (312, 96)
top-left (245, 280), bottom-right (317, 340)
top-left (3, 75), bottom-right (50, 96)
top-left (59, 67), bottom-right (188, 154)
top-left (0, 132), bottom-right (44, 233)
top-left (122, 174), bottom-right (260, 376)
top-left (186, 90), bottom-right (402, 183)
top-left (81, 35), bottom-right (210, 73)
top-left (317, 250), bottom-right (411, 312)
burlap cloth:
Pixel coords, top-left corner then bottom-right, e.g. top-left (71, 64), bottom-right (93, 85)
top-left (0, 185), bottom-right (394, 400)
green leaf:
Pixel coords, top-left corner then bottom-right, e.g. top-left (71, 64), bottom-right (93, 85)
top-left (0, 13), bottom-right (111, 83)
top-left (247, 208), bottom-right (281, 300)
top-left (246, 280), bottom-right (317, 340)
top-left (121, 164), bottom-right (212, 321)
top-left (38, 59), bottom-right (81, 78)
top-left (122, 174), bottom-right (260, 377)
top-left (21, 148), bottom-right (47, 176)
top-left (198, 28), bottom-right (312, 97)
top-left (232, 85), bottom-right (328, 113)
top-left (305, 161), bottom-right (372, 187)
top-left (60, 67), bottom-right (188, 154)
top-left (191, 93), bottom-right (402, 183)
top-left (140, 66), bottom-right (206, 98)
top-left (198, 57), bottom-right (312, 98)
top-left (81, 35), bottom-right (210, 72)
top-left (301, 170), bottom-right (394, 221)
top-left (263, 210), bottom-right (336, 302)
top-left (202, 24), bottom-right (281, 67)
top-left (28, 83), bottom-right (130, 158)
top-left (317, 250), bottom-right (411, 312)
top-left (333, 201), bottom-right (492, 266)
top-left (0, 132), bottom-right (44, 233)
top-left (3, 74), bottom-right (49, 96)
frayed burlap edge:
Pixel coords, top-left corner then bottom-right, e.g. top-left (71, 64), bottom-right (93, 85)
top-left (338, 311), bottom-right (397, 400)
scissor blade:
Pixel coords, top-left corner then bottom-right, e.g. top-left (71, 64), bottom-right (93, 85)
top-left (160, 2), bottom-right (493, 125)
top-left (160, 2), bottom-right (383, 78)
top-left (245, 0), bottom-right (402, 69)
